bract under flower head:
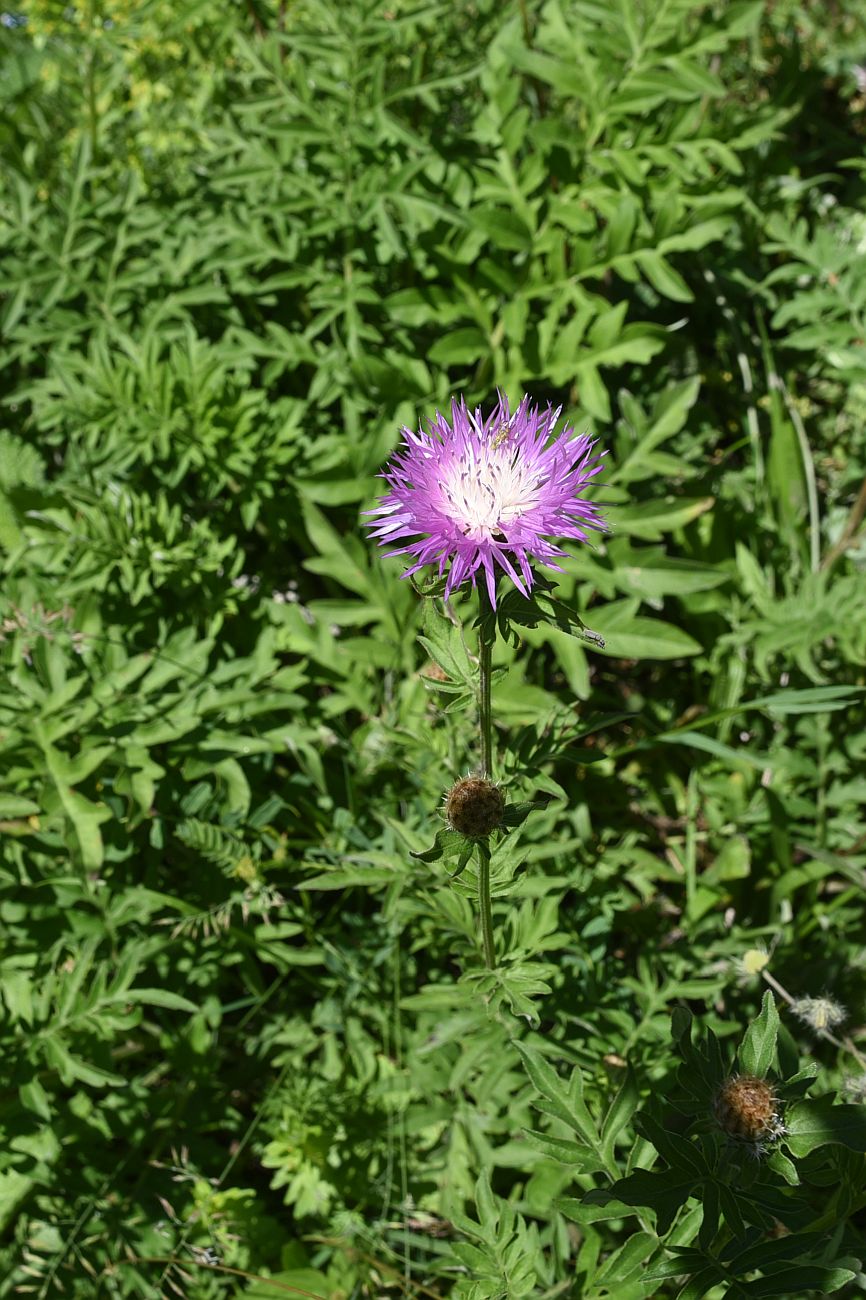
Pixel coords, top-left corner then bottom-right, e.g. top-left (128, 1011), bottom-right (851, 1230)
top-left (714, 1075), bottom-right (784, 1150)
top-left (365, 394), bottom-right (606, 607)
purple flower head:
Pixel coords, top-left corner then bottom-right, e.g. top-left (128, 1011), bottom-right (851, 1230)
top-left (365, 393), bottom-right (606, 607)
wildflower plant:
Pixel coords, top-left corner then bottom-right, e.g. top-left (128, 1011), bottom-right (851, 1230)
top-left (367, 393), bottom-right (607, 972)
top-left (366, 392), bottom-right (866, 1295)
top-left (5, 0), bottom-right (866, 1295)
top-left (519, 992), bottom-right (866, 1297)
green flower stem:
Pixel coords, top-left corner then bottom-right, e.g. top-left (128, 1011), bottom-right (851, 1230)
top-left (477, 840), bottom-right (495, 969)
top-left (477, 584), bottom-right (495, 968)
top-left (478, 586), bottom-right (493, 779)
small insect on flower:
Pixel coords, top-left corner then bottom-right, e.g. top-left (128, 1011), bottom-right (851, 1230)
top-left (714, 1074), bottom-right (784, 1152)
top-left (445, 776), bottom-right (504, 839)
top-left (365, 393), bottom-right (606, 607)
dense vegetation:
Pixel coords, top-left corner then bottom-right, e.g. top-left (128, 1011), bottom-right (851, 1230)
top-left (2, 1), bottom-right (866, 1295)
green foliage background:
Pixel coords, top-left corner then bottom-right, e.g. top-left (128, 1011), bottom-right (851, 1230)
top-left (1, 0), bottom-right (866, 1295)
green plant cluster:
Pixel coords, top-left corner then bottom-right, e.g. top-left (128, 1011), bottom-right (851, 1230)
top-left (1, 0), bottom-right (866, 1296)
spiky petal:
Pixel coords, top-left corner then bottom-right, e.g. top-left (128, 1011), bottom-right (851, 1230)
top-left (365, 394), bottom-right (606, 606)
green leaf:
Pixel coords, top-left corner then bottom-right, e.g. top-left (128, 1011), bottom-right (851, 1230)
top-left (737, 990), bottom-right (779, 1077)
top-left (41, 1038), bottom-right (126, 1089)
top-left (19, 1078), bottom-right (52, 1121)
top-left (491, 575), bottom-right (605, 648)
top-left (500, 799), bottom-right (552, 829)
top-left (727, 1230), bottom-right (825, 1275)
top-left (609, 543), bottom-right (729, 601)
top-left (243, 1268), bottom-right (331, 1298)
top-left (601, 1068), bottom-right (639, 1160)
top-left (736, 1267), bottom-right (856, 1297)
top-left (637, 251), bottom-right (693, 301)
top-left (635, 1113), bottom-right (708, 1178)
top-left (409, 827), bottom-right (467, 864)
top-left (657, 731), bottom-right (770, 771)
top-left (588, 609), bottom-right (702, 660)
top-left (784, 1100), bottom-right (866, 1157)
top-left (590, 1231), bottom-right (657, 1287)
top-left (33, 724), bottom-right (112, 870)
top-left (612, 497), bottom-right (714, 539)
top-left (755, 686), bottom-right (865, 714)
top-left (676, 1267), bottom-right (725, 1300)
top-left (763, 1148), bottom-right (799, 1185)
top-left (0, 1169), bottom-right (36, 1235)
top-left (0, 795), bottom-right (40, 818)
top-left (556, 1195), bottom-right (640, 1224)
top-left (428, 327), bottom-right (488, 366)
top-left (124, 989), bottom-right (197, 1014)
top-left (522, 1129), bottom-right (604, 1171)
top-left (602, 1168), bottom-right (694, 1234)
top-left (514, 1041), bottom-right (600, 1149)
top-left (767, 412), bottom-right (808, 543)
top-left (419, 602), bottom-right (475, 687)
top-left (469, 205), bottom-right (532, 250)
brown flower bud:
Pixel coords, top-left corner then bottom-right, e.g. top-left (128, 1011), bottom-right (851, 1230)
top-left (714, 1074), bottom-right (783, 1146)
top-left (445, 777), bottom-right (504, 839)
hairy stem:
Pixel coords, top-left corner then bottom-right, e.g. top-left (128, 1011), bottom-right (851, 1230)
top-left (477, 582), bottom-right (495, 968)
top-left (478, 585), bottom-right (493, 779)
top-left (477, 841), bottom-right (495, 969)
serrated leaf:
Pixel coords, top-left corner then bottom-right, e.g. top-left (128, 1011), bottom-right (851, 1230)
top-left (490, 576), bottom-right (605, 647)
top-left (409, 827), bottom-right (467, 865)
top-left (500, 798), bottom-right (552, 829)
top-left (515, 1041), bottom-right (599, 1148)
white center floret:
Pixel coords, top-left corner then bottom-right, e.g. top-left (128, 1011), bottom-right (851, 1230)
top-left (439, 439), bottom-right (542, 539)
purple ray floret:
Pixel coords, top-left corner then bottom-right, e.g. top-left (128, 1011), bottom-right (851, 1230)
top-left (365, 393), bottom-right (607, 607)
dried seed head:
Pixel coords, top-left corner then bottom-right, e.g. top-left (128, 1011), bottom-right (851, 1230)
top-left (445, 777), bottom-right (504, 839)
top-left (791, 996), bottom-right (846, 1034)
top-left (714, 1075), bottom-right (784, 1147)
top-left (740, 947), bottom-right (771, 978)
